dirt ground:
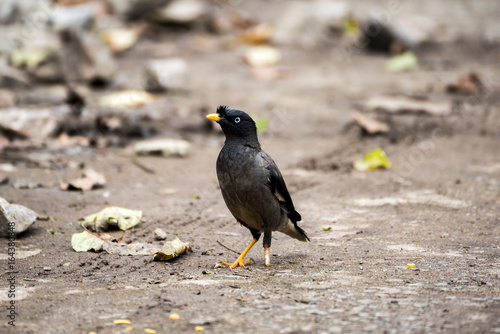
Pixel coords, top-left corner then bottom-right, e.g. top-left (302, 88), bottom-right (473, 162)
top-left (1, 1), bottom-right (500, 333)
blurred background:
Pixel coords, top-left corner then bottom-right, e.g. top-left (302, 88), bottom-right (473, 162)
top-left (0, 0), bottom-right (499, 152)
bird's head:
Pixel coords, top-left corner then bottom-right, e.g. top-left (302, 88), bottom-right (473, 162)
top-left (207, 106), bottom-right (259, 144)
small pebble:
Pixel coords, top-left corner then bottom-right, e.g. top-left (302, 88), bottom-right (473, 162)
top-left (154, 228), bottom-right (168, 241)
top-left (43, 267), bottom-right (51, 271)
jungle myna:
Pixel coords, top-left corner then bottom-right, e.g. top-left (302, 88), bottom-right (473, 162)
top-left (207, 106), bottom-right (309, 268)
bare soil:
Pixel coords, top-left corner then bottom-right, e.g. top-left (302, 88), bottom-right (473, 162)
top-left (1, 1), bottom-right (500, 333)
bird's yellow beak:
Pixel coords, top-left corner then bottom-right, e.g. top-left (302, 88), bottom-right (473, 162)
top-left (206, 113), bottom-right (221, 122)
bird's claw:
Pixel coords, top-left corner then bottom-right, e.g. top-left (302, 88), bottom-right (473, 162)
top-left (221, 258), bottom-right (252, 269)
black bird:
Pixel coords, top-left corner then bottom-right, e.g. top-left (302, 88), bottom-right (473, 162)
top-left (207, 106), bottom-right (309, 268)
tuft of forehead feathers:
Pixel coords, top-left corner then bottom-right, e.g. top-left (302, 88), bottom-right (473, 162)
top-left (217, 105), bottom-right (229, 117)
top-left (216, 105), bottom-right (251, 120)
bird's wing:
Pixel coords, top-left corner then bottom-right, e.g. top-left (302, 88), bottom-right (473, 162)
top-left (258, 152), bottom-right (301, 222)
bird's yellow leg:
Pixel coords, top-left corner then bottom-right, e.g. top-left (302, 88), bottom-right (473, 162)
top-left (221, 239), bottom-right (258, 269)
top-left (264, 247), bottom-right (271, 267)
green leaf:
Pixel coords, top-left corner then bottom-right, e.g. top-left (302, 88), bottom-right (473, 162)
top-left (254, 116), bottom-right (270, 134)
top-left (354, 148), bottom-right (391, 171)
top-left (343, 17), bottom-right (360, 37)
top-left (385, 51), bottom-right (418, 72)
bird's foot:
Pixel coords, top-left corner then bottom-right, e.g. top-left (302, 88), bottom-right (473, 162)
top-left (264, 247), bottom-right (270, 267)
top-left (221, 257), bottom-right (252, 269)
top-left (220, 238), bottom-right (258, 269)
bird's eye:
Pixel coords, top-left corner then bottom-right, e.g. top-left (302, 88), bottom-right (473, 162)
top-left (234, 117), bottom-right (241, 124)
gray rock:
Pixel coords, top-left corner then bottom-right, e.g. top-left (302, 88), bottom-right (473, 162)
top-left (0, 107), bottom-right (58, 140)
top-left (58, 30), bottom-right (116, 84)
top-left (0, 197), bottom-right (37, 237)
top-left (49, 3), bottom-right (101, 31)
top-left (0, 57), bottom-right (30, 88)
top-left (144, 58), bottom-right (188, 91)
top-left (362, 13), bottom-right (438, 52)
top-left (149, 0), bottom-right (208, 25)
top-left (272, 1), bottom-right (348, 48)
top-left (0, 0), bottom-right (19, 24)
top-left (107, 0), bottom-right (170, 21)
top-left (0, 89), bottom-right (16, 108)
top-left (20, 85), bottom-right (70, 105)
top-left (154, 228), bottom-right (168, 240)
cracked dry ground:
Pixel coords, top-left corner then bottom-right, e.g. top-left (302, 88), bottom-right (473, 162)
top-left (0, 130), bottom-right (499, 333)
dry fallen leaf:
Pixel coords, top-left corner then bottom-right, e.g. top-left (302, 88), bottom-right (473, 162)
top-left (79, 206), bottom-right (143, 232)
top-left (244, 46), bottom-right (281, 67)
top-left (71, 230), bottom-right (108, 252)
top-left (10, 48), bottom-right (51, 70)
top-left (447, 73), bottom-right (485, 95)
top-left (49, 133), bottom-right (90, 149)
top-left (98, 90), bottom-right (155, 109)
top-left (60, 168), bottom-right (106, 191)
top-left (351, 110), bottom-right (389, 134)
top-left (134, 138), bottom-right (190, 158)
top-left (100, 28), bottom-right (138, 53)
top-left (72, 227), bottom-right (191, 262)
top-left (365, 95), bottom-right (451, 116)
top-left (153, 236), bottom-right (192, 261)
top-left (241, 23), bottom-right (274, 44)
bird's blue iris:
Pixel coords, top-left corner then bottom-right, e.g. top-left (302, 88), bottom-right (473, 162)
top-left (234, 117), bottom-right (241, 123)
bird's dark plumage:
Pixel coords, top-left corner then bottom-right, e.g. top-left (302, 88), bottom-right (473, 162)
top-left (207, 106), bottom-right (308, 268)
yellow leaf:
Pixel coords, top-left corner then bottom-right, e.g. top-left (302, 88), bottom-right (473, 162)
top-left (353, 148), bottom-right (391, 171)
top-left (343, 17), bottom-right (360, 37)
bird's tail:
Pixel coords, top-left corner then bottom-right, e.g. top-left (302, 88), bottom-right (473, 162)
top-left (279, 219), bottom-right (309, 242)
